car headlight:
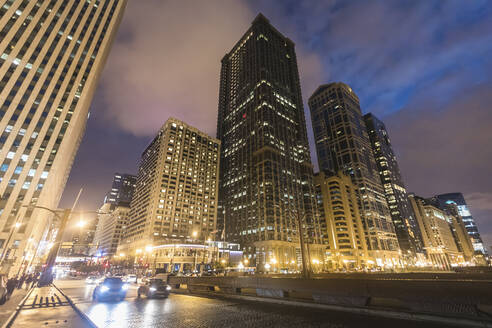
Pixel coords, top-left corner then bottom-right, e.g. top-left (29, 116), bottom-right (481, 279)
top-left (100, 286), bottom-right (109, 293)
top-left (166, 285), bottom-right (171, 291)
top-left (149, 287), bottom-right (157, 292)
top-left (122, 284), bottom-right (129, 290)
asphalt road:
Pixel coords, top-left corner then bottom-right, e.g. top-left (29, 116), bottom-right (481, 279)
top-left (56, 279), bottom-right (462, 328)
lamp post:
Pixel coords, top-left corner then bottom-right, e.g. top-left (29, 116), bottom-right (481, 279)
top-left (201, 237), bottom-right (211, 273)
top-left (192, 231), bottom-right (198, 273)
top-left (145, 245), bottom-right (153, 275)
top-left (274, 204), bottom-right (311, 279)
top-left (22, 201), bottom-right (111, 285)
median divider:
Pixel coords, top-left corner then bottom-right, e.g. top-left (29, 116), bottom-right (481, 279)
top-left (168, 276), bottom-right (492, 327)
top-left (52, 283), bottom-right (97, 328)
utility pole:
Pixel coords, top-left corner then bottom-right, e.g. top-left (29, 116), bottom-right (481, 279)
top-left (38, 209), bottom-right (71, 286)
top-left (38, 188), bottom-right (82, 286)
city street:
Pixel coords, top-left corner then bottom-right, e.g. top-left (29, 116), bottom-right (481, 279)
top-left (56, 279), bottom-right (460, 328)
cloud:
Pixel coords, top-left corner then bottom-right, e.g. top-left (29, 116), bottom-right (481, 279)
top-left (270, 0), bottom-right (492, 114)
top-left (386, 82), bottom-right (492, 194)
top-left (99, 0), bottom-right (254, 137)
top-left (467, 193), bottom-right (492, 212)
top-left (63, 1), bottom-right (492, 248)
top-left (384, 82), bottom-right (492, 248)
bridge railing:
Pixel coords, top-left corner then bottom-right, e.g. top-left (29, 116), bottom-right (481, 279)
top-left (168, 275), bottom-right (492, 320)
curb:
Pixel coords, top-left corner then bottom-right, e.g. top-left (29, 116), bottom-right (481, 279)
top-left (1, 287), bottom-right (35, 328)
top-left (52, 284), bottom-right (97, 328)
top-left (170, 289), bottom-right (492, 328)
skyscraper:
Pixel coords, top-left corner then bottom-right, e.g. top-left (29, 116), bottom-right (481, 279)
top-left (408, 195), bottom-right (465, 269)
top-left (432, 193), bottom-right (486, 254)
top-left (217, 14), bottom-right (322, 269)
top-left (0, 0), bottom-right (127, 275)
top-left (314, 170), bottom-right (370, 270)
top-left (93, 172), bottom-right (135, 257)
top-left (119, 118), bottom-right (220, 256)
top-left (308, 82), bottom-right (400, 267)
top-left (93, 202), bottom-right (130, 258)
top-left (364, 113), bottom-right (423, 257)
top-left (104, 173), bottom-right (136, 207)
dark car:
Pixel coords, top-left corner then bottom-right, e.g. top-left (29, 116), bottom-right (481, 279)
top-left (137, 278), bottom-right (171, 299)
top-left (92, 277), bottom-right (128, 302)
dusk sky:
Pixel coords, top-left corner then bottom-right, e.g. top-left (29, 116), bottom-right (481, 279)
top-left (60, 0), bottom-right (492, 250)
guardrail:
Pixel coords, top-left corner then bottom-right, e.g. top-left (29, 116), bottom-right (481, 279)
top-left (168, 276), bottom-right (492, 321)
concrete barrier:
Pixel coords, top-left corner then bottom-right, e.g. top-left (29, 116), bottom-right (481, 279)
top-left (168, 275), bottom-right (492, 321)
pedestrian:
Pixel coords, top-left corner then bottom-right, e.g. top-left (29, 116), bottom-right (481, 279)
top-left (25, 275), bottom-right (32, 290)
top-left (17, 275), bottom-right (25, 289)
top-left (31, 275), bottom-right (38, 289)
top-left (6, 278), bottom-right (17, 298)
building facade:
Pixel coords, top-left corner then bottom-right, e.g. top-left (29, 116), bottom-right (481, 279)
top-left (119, 118), bottom-right (220, 259)
top-left (364, 113), bottom-right (423, 257)
top-left (308, 83), bottom-right (400, 266)
top-left (149, 241), bottom-right (243, 274)
top-left (217, 14), bottom-right (322, 269)
top-left (0, 0), bottom-right (127, 275)
top-left (69, 211), bottom-right (97, 256)
top-left (409, 195), bottom-right (465, 269)
top-left (93, 202), bottom-right (130, 258)
top-left (432, 193), bottom-right (486, 254)
top-left (93, 172), bottom-right (136, 257)
top-left (104, 173), bottom-right (136, 207)
top-left (314, 170), bottom-right (371, 270)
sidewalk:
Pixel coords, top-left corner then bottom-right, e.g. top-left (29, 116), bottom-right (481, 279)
top-left (0, 289), bottom-right (28, 326)
top-left (4, 286), bottom-right (93, 328)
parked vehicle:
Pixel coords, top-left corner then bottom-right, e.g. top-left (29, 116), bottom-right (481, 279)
top-left (92, 278), bottom-right (128, 302)
top-left (137, 278), bottom-right (171, 299)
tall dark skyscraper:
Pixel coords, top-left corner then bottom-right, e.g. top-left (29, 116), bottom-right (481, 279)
top-left (217, 14), bottom-right (322, 269)
top-left (431, 193), bottom-right (486, 254)
top-left (308, 82), bottom-right (400, 267)
top-left (364, 113), bottom-right (423, 257)
top-left (104, 173), bottom-right (137, 207)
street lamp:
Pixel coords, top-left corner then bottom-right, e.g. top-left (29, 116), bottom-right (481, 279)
top-left (191, 231), bottom-right (199, 273)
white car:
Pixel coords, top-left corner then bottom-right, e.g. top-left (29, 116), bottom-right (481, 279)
top-left (125, 274), bottom-right (138, 284)
top-left (85, 276), bottom-right (99, 284)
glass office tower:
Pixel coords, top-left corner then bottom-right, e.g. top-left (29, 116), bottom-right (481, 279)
top-left (433, 193), bottom-right (486, 254)
top-left (364, 113), bottom-right (423, 257)
top-left (309, 83), bottom-right (400, 267)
